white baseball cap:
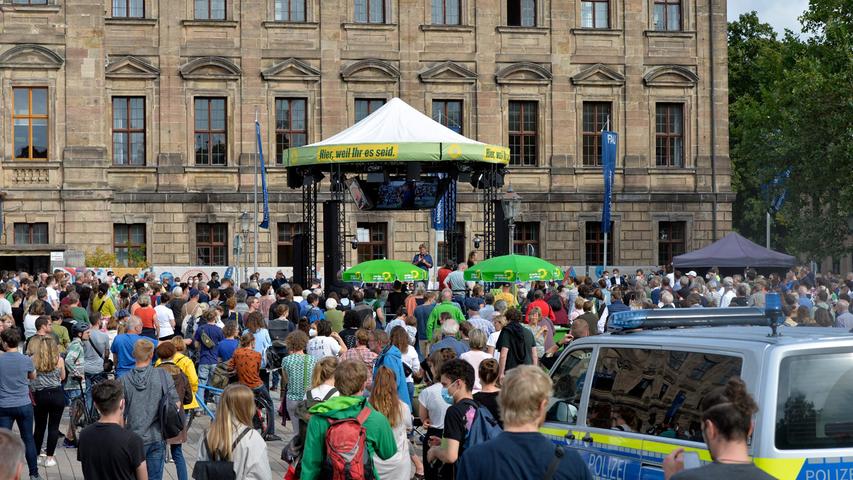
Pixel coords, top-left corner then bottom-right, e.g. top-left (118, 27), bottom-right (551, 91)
top-left (687, 271), bottom-right (697, 277)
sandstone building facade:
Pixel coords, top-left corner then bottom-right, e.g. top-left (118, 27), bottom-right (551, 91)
top-left (0, 0), bottom-right (732, 274)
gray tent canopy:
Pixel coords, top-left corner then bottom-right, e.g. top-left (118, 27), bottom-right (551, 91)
top-left (672, 232), bottom-right (796, 269)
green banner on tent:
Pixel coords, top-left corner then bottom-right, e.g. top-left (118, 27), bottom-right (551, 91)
top-left (284, 142), bottom-right (510, 167)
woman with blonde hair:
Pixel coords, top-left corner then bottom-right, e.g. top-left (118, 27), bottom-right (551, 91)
top-left (195, 384), bottom-right (271, 479)
top-left (524, 307), bottom-right (547, 359)
top-left (370, 366), bottom-right (413, 480)
top-left (307, 357), bottom-right (339, 402)
top-left (29, 335), bottom-right (66, 468)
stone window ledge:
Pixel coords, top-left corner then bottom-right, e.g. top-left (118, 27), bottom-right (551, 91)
top-left (496, 26), bottom-right (549, 35)
top-left (108, 165), bottom-right (156, 173)
top-left (506, 166), bottom-right (549, 173)
top-left (182, 19), bottom-right (238, 28)
top-left (644, 30), bottom-right (696, 38)
top-left (419, 24), bottom-right (474, 33)
top-left (342, 22), bottom-right (397, 31)
top-left (106, 17), bottom-right (158, 26)
top-left (1, 160), bottom-right (60, 168)
top-left (647, 167), bottom-right (697, 174)
top-left (262, 21), bottom-right (319, 29)
top-left (0, 4), bottom-right (60, 13)
top-left (570, 28), bottom-right (622, 36)
top-left (185, 166), bottom-right (239, 173)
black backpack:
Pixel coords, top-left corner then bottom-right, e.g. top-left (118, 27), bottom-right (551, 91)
top-left (192, 427), bottom-right (252, 480)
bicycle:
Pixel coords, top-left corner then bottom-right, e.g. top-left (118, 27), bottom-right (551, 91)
top-left (195, 383), bottom-right (271, 436)
top-left (67, 372), bottom-right (110, 442)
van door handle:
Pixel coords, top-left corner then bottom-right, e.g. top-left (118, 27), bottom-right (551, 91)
top-left (565, 432), bottom-right (575, 441)
top-left (582, 434), bottom-right (593, 443)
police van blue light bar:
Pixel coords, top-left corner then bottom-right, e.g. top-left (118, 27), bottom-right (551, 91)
top-left (608, 294), bottom-right (785, 334)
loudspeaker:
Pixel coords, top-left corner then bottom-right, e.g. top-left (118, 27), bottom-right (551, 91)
top-left (323, 201), bottom-right (342, 289)
top-left (287, 168), bottom-right (304, 189)
top-left (494, 199), bottom-right (511, 256)
top-left (292, 233), bottom-right (308, 287)
top-left (406, 163), bottom-right (421, 181)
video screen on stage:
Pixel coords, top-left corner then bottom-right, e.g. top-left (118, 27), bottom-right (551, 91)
top-left (346, 177), bottom-right (449, 211)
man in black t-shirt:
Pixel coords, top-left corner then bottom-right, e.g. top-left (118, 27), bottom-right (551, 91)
top-left (78, 380), bottom-right (146, 480)
top-left (456, 366), bottom-right (592, 480)
top-left (427, 359), bottom-right (478, 478)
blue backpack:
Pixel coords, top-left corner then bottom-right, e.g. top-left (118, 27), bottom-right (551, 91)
top-left (306, 306), bottom-right (325, 324)
top-left (463, 400), bottom-right (503, 449)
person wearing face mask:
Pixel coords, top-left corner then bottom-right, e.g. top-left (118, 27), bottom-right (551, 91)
top-left (77, 379), bottom-right (147, 480)
top-left (418, 349), bottom-right (456, 480)
top-left (455, 365), bottom-right (591, 480)
top-left (663, 378), bottom-right (774, 480)
top-left (427, 359), bottom-right (479, 478)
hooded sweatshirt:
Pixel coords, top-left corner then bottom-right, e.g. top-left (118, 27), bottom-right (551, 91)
top-left (301, 396), bottom-right (397, 480)
top-left (373, 345), bottom-right (412, 411)
top-left (119, 364), bottom-right (180, 445)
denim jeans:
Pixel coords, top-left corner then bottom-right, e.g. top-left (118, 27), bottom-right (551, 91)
top-left (0, 404), bottom-right (39, 476)
top-left (145, 441), bottom-right (166, 480)
top-left (170, 444), bottom-right (187, 480)
top-left (197, 363), bottom-right (216, 402)
top-left (253, 385), bottom-right (275, 436)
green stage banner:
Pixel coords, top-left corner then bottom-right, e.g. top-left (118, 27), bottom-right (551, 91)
top-left (284, 142), bottom-right (510, 167)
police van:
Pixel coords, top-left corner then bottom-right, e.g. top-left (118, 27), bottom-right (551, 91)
top-left (542, 297), bottom-right (853, 480)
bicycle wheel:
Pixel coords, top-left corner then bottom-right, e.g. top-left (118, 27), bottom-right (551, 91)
top-left (68, 397), bottom-right (89, 439)
top-left (253, 397), bottom-right (270, 434)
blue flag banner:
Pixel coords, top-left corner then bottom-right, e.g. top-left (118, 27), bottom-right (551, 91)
top-left (601, 131), bottom-right (618, 234)
top-left (431, 173), bottom-right (451, 230)
top-left (255, 121), bottom-right (270, 229)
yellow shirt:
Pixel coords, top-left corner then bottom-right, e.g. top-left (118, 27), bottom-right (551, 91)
top-left (494, 291), bottom-right (518, 308)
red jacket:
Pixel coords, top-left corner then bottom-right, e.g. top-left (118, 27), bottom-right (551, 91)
top-left (526, 299), bottom-right (555, 322)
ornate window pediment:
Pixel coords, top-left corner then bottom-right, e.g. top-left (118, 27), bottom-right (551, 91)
top-left (179, 56), bottom-right (241, 81)
top-left (0, 44), bottom-right (63, 70)
top-left (643, 65), bottom-right (699, 87)
top-left (419, 61), bottom-right (477, 84)
top-left (106, 56), bottom-right (160, 80)
top-left (340, 59), bottom-right (400, 83)
top-left (495, 62), bottom-right (552, 85)
top-left (571, 63), bottom-right (625, 86)
top-left (261, 58), bottom-right (321, 82)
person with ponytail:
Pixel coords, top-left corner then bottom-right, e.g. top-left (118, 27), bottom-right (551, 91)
top-left (370, 366), bottom-right (414, 480)
top-left (663, 378), bottom-right (774, 480)
top-left (195, 384), bottom-right (271, 479)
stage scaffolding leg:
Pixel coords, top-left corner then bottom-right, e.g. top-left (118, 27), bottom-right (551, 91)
top-left (302, 181), bottom-right (318, 285)
top-left (483, 165), bottom-right (498, 260)
top-left (443, 181), bottom-right (458, 264)
top-left (332, 166), bottom-right (348, 272)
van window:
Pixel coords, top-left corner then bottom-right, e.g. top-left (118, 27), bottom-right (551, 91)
top-left (546, 348), bottom-right (592, 425)
top-left (588, 347), bottom-right (742, 441)
top-left (776, 352), bottom-right (853, 450)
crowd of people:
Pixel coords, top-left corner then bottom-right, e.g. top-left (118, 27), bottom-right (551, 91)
top-left (0, 260), bottom-right (847, 479)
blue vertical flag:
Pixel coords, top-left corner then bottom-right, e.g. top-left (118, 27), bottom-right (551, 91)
top-left (601, 131), bottom-right (618, 233)
top-left (431, 173), bottom-right (452, 230)
top-left (255, 120), bottom-right (270, 229)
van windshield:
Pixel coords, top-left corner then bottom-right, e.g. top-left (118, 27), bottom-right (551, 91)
top-left (776, 352), bottom-right (853, 449)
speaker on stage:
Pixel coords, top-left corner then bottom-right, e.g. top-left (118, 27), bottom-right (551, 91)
top-left (494, 200), bottom-right (511, 256)
top-left (323, 200), bottom-right (342, 290)
top-left (292, 233), bottom-right (308, 287)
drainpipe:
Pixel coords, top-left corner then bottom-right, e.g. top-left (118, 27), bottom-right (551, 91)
top-left (709, 0), bottom-right (718, 241)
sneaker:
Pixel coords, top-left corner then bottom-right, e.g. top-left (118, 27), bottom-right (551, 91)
top-left (262, 433), bottom-right (282, 442)
top-left (62, 438), bottom-right (77, 449)
top-left (43, 458), bottom-right (57, 467)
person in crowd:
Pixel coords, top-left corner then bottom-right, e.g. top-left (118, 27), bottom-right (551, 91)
top-left (523, 307), bottom-right (547, 360)
top-left (195, 384), bottom-right (272, 479)
top-left (414, 291), bottom-right (437, 357)
top-left (281, 330), bottom-right (316, 434)
top-left (92, 283), bottom-right (116, 321)
top-left (370, 366), bottom-right (414, 480)
top-left (412, 244), bottom-right (433, 273)
top-left (0, 427), bottom-right (27, 480)
top-left (324, 298), bottom-right (344, 333)
top-left (339, 310), bottom-right (363, 349)
top-left (495, 308), bottom-right (536, 380)
top-left (663, 378), bottom-right (774, 480)
top-left (525, 290), bottom-right (554, 323)
top-left (194, 309), bottom-right (224, 395)
top-left (472, 359), bottom-right (501, 427)
top-left (431, 317), bottom-right (470, 357)
top-left (62, 322), bottom-right (89, 446)
top-left (387, 282), bottom-right (408, 320)
top-left (456, 365), bottom-right (592, 480)
top-left (231, 332), bottom-right (279, 441)
top-left (418, 348), bottom-right (456, 479)
top-left (460, 329), bottom-right (492, 391)
top-left (465, 299), bottom-right (494, 335)
top-left (306, 320), bottom-right (347, 360)
top-left (426, 289), bottom-right (466, 342)
top-left (23, 300), bottom-right (46, 340)
top-left (77, 380), bottom-right (146, 480)
top-left (373, 326), bottom-right (414, 411)
top-left (485, 314), bottom-right (507, 361)
top-left (154, 292), bottom-right (176, 341)
top-left (494, 283), bottom-right (518, 309)
top-left (834, 299), bottom-right (853, 330)
top-left (437, 260), bottom-right (454, 291)
top-left (48, 311), bottom-right (69, 353)
top-left (119, 339), bottom-right (180, 480)
top-left (427, 359), bottom-right (477, 477)
top-left (0, 329), bottom-right (39, 480)
top-left (268, 304), bottom-right (295, 343)
top-left (154, 342), bottom-right (193, 480)
top-left (341, 328), bottom-right (379, 377)
top-left (111, 316), bottom-right (156, 378)
top-left (299, 360), bottom-right (397, 480)
top-left (134, 295), bottom-right (158, 340)
top-left (216, 322), bottom-right (240, 362)
top-left (243, 312), bottom-right (272, 388)
top-left (307, 357), bottom-right (339, 402)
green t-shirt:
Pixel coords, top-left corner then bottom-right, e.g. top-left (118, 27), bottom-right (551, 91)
top-left (282, 353), bottom-right (316, 401)
top-left (71, 306), bottom-right (89, 324)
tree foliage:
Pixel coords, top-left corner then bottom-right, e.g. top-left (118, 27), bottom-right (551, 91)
top-left (728, 3), bottom-right (853, 262)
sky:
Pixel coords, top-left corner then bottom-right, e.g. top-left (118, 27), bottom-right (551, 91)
top-left (727, 0), bottom-right (810, 34)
